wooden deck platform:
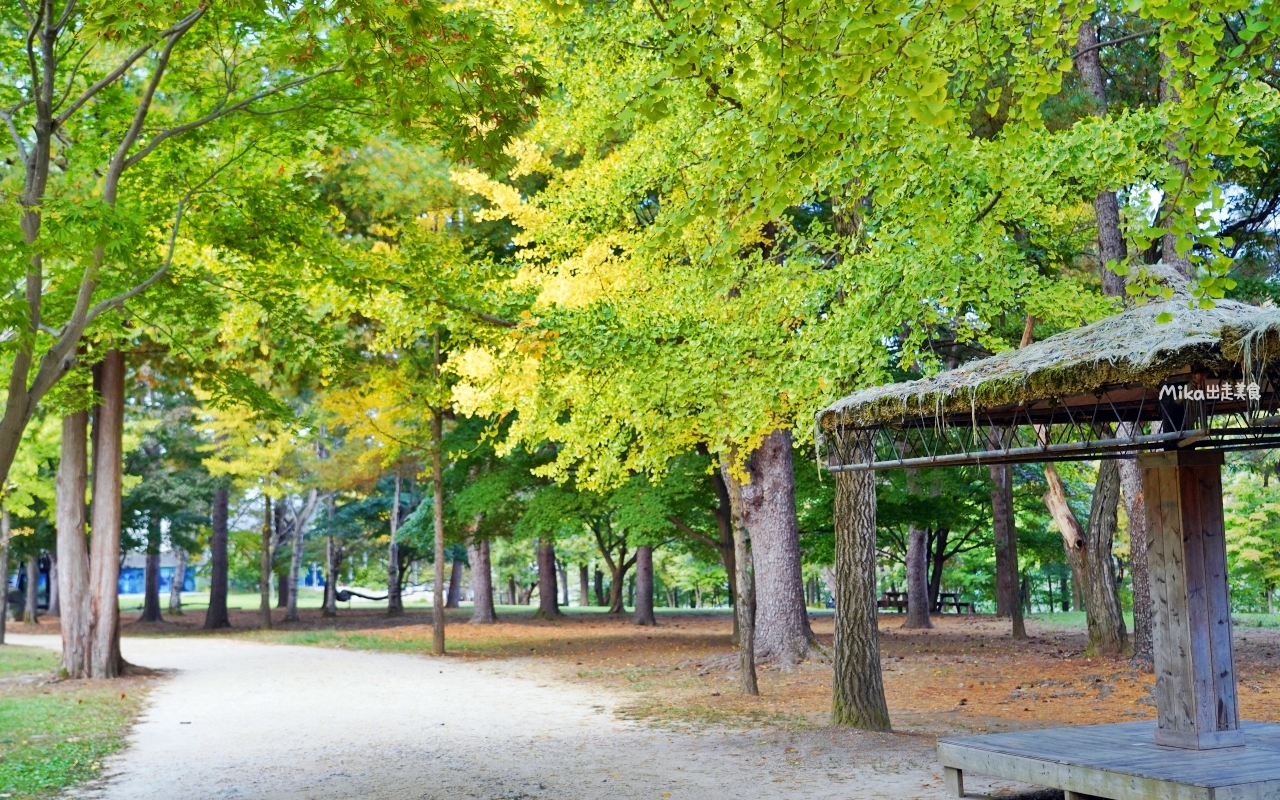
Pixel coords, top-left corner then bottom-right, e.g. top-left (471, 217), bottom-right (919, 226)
top-left (937, 721), bottom-right (1280, 800)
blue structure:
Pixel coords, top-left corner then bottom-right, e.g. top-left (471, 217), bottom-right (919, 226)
top-left (118, 567), bottom-right (195, 595)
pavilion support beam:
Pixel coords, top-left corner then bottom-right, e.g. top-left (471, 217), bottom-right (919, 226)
top-left (1138, 450), bottom-right (1243, 750)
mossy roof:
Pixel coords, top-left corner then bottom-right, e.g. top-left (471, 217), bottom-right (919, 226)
top-left (819, 299), bottom-right (1280, 431)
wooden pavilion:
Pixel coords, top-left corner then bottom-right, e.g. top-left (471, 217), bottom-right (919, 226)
top-left (818, 298), bottom-right (1280, 800)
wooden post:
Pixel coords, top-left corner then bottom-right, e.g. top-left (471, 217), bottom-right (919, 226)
top-left (1139, 450), bottom-right (1243, 750)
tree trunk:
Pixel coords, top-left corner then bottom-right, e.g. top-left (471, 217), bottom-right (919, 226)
top-left (431, 401), bottom-right (446, 655)
top-left (579, 564), bottom-right (590, 607)
top-left (388, 472), bottom-right (403, 617)
top-left (1075, 18), bottom-right (1129, 296)
top-left (739, 429), bottom-right (813, 665)
top-left (831, 467), bottom-right (891, 730)
top-left (633, 545), bottom-right (656, 626)
top-left (286, 490), bottom-right (317, 623)
top-left (169, 549), bottom-right (187, 615)
top-left (204, 486), bottom-right (231, 629)
top-left (323, 529), bottom-right (339, 618)
top-left (57, 411), bottom-right (90, 674)
top-left (0, 508), bottom-right (8, 644)
top-left (47, 554), bottom-right (58, 618)
top-left (1118, 453), bottom-right (1153, 668)
top-left (533, 538), bottom-right (562, 619)
top-left (88, 350), bottom-right (125, 678)
top-left (508, 575), bottom-right (518, 606)
top-left (556, 559), bottom-right (568, 606)
top-left (24, 557), bottom-right (39, 624)
top-left (276, 570), bottom-right (288, 610)
top-left (446, 559), bottom-right (463, 608)
top-left (1044, 463), bottom-right (1128, 655)
top-left (594, 569), bottom-right (605, 606)
top-left (606, 559), bottom-right (629, 614)
top-left (903, 524), bottom-right (932, 629)
top-left (259, 494), bottom-right (273, 630)
top-left (721, 457), bottom-right (758, 695)
top-left (711, 467), bottom-right (740, 645)
top-left (927, 527), bottom-right (948, 611)
top-left (141, 548), bottom-right (162, 623)
top-left (468, 538), bottom-right (496, 624)
top-left (990, 461), bottom-right (1026, 638)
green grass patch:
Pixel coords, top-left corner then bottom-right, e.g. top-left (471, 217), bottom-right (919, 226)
top-left (0, 645), bottom-right (148, 800)
top-left (1233, 613), bottom-right (1280, 629)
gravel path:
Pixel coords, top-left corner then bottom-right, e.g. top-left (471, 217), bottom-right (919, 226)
top-left (9, 633), bottom-right (1046, 800)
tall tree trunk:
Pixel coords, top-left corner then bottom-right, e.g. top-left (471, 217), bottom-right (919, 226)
top-left (431, 400), bottom-right (446, 655)
top-left (204, 486), bottom-right (231, 629)
top-left (387, 472), bottom-right (403, 617)
top-left (273, 502), bottom-right (288, 610)
top-left (594, 569), bottom-right (605, 606)
top-left (0, 507), bottom-right (9, 644)
top-left (141, 547), bottom-right (162, 623)
top-left (740, 429), bottom-right (813, 665)
top-left (259, 494), bottom-right (273, 630)
top-left (990, 461), bottom-right (1027, 638)
top-left (285, 490), bottom-right (317, 623)
top-left (322, 499), bottom-right (339, 618)
top-left (633, 545), bottom-right (656, 626)
top-left (711, 467), bottom-right (740, 645)
top-left (903, 525), bottom-right (932, 629)
top-left (1118, 453), bottom-right (1153, 667)
top-left (507, 575), bottom-right (517, 606)
top-left (276, 571), bottom-right (288, 610)
top-left (24, 557), bottom-right (39, 624)
top-left (605, 556), bottom-right (631, 614)
top-left (47, 555), bottom-right (58, 618)
top-left (556, 559), bottom-right (568, 606)
top-left (721, 458), bottom-right (758, 695)
top-left (169, 549), bottom-right (187, 615)
top-left (57, 411), bottom-right (90, 674)
top-left (927, 527), bottom-right (949, 611)
top-left (831, 467), bottom-right (891, 730)
top-left (445, 559), bottom-right (463, 608)
top-left (533, 539), bottom-right (562, 619)
top-left (1044, 463), bottom-right (1129, 655)
top-left (468, 538), bottom-right (496, 624)
top-left (88, 350), bottom-right (125, 678)
top-left (579, 564), bottom-right (590, 607)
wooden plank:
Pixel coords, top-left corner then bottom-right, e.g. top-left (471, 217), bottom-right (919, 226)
top-left (1157, 463), bottom-right (1197, 736)
top-left (1178, 463), bottom-right (1218, 738)
top-left (937, 742), bottom-right (1212, 800)
top-left (1198, 468), bottom-right (1240, 734)
top-left (943, 766), bottom-right (963, 797)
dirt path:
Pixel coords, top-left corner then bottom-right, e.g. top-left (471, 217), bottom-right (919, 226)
top-left (9, 633), bottom-right (1051, 800)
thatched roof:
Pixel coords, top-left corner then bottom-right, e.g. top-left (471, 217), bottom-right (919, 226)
top-left (819, 298), bottom-right (1280, 431)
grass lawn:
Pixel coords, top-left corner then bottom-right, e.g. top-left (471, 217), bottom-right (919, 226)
top-left (0, 645), bottom-right (150, 800)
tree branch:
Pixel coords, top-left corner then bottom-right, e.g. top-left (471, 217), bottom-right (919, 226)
top-left (667, 514), bottom-right (719, 549)
top-left (122, 67), bottom-right (341, 171)
top-left (1071, 29), bottom-right (1159, 59)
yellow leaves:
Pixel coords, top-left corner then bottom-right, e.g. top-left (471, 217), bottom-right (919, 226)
top-left (505, 138), bottom-right (557, 179)
top-left (537, 234), bottom-right (635, 307)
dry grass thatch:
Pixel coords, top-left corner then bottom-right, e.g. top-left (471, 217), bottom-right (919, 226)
top-left (819, 298), bottom-right (1280, 431)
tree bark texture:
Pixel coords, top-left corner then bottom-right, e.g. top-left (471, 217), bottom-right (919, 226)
top-left (1075, 18), bottom-right (1129, 296)
top-left (534, 538), bottom-right (562, 619)
top-left (739, 429), bottom-right (813, 665)
top-left (721, 458), bottom-right (758, 695)
top-left (989, 461), bottom-right (1026, 638)
top-left (594, 569), bottom-right (604, 607)
top-left (87, 350), bottom-right (124, 678)
top-left (169, 548), bottom-right (187, 615)
top-left (285, 490), bottom-right (317, 623)
top-left (141, 549), bottom-right (162, 622)
top-left (204, 486), bottom-right (231, 629)
top-left (903, 524), bottom-right (932, 629)
top-left (24, 557), bottom-right (39, 624)
top-left (468, 537), bottom-right (497, 624)
top-left (633, 545), bottom-right (656, 626)
top-left (388, 472), bottom-right (403, 616)
top-left (432, 404), bottom-right (446, 655)
top-left (557, 559), bottom-right (569, 606)
top-left (1117, 450), bottom-right (1153, 668)
top-left (1043, 463), bottom-right (1128, 655)
top-left (57, 411), bottom-right (90, 675)
top-left (259, 494), bottom-right (273, 630)
top-left (579, 564), bottom-right (590, 607)
top-left (446, 559), bottom-right (463, 608)
top-left (831, 468), bottom-right (891, 730)
top-left (0, 508), bottom-right (8, 644)
top-left (47, 555), bottom-right (58, 618)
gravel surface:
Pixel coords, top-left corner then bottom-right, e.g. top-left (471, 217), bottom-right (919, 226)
top-left (9, 633), bottom-right (1052, 799)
